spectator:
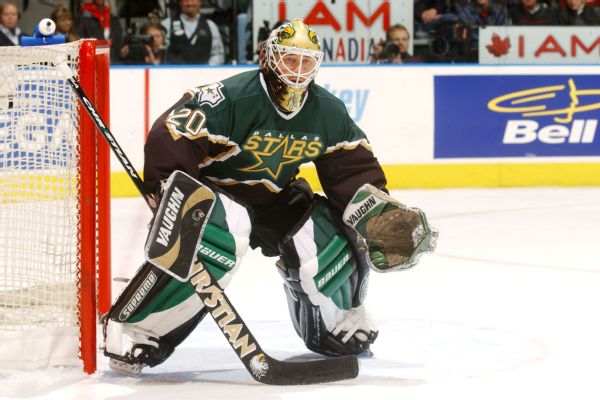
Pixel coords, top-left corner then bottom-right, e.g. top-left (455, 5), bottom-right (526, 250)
top-left (413, 0), bottom-right (462, 62)
top-left (458, 0), bottom-right (506, 50)
top-left (415, 0), bottom-right (448, 28)
top-left (142, 23), bottom-right (167, 65)
top-left (78, 0), bottom-right (124, 63)
top-left (555, 0), bottom-right (600, 24)
top-left (0, 1), bottom-right (25, 46)
top-left (236, 0), bottom-right (252, 63)
top-left (459, 0), bottom-right (507, 26)
top-left (120, 22), bottom-right (167, 65)
top-left (508, 0), bottom-right (557, 10)
top-left (161, 0), bottom-right (225, 65)
top-left (510, 0), bottom-right (555, 24)
top-left (51, 4), bottom-right (80, 42)
top-left (370, 24), bottom-right (422, 63)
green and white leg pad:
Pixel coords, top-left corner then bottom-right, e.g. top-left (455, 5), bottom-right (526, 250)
top-left (278, 196), bottom-right (377, 356)
top-left (104, 186), bottom-right (252, 376)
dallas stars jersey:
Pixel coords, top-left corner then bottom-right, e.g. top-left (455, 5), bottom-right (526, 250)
top-left (144, 70), bottom-right (386, 214)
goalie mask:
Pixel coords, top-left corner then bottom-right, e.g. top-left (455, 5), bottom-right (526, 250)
top-left (260, 19), bottom-right (324, 113)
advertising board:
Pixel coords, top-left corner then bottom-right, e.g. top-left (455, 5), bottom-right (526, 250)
top-left (479, 27), bottom-right (600, 65)
top-left (434, 75), bottom-right (600, 158)
top-left (252, 0), bottom-right (413, 63)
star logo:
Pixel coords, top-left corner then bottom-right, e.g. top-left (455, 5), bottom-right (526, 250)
top-left (240, 136), bottom-right (303, 180)
top-left (187, 82), bottom-right (225, 109)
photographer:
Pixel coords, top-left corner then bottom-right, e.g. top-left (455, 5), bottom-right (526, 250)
top-left (370, 24), bottom-right (421, 64)
top-left (120, 22), bottom-right (167, 65)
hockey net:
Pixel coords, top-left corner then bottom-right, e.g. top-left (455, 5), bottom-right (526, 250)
top-left (0, 40), bottom-right (110, 373)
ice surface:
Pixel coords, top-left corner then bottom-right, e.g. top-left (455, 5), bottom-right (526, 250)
top-left (2, 188), bottom-right (600, 400)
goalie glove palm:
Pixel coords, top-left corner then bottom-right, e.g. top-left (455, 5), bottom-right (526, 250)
top-left (343, 184), bottom-right (438, 272)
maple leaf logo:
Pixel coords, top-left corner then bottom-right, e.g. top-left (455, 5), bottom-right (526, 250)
top-left (486, 34), bottom-right (511, 57)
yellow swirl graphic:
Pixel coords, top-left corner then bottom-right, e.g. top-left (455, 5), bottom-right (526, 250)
top-left (487, 79), bottom-right (600, 123)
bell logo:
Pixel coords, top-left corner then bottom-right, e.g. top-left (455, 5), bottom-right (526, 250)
top-left (503, 120), bottom-right (597, 144)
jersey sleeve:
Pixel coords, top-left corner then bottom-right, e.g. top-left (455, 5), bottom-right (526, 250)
top-left (143, 83), bottom-right (233, 195)
top-left (314, 112), bottom-right (387, 215)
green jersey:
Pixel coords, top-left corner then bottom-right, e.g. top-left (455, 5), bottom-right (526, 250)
top-left (144, 70), bottom-right (386, 214)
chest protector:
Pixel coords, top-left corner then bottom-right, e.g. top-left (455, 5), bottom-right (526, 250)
top-left (167, 17), bottom-right (212, 64)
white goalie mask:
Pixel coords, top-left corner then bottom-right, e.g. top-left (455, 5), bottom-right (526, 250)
top-left (265, 19), bottom-right (324, 90)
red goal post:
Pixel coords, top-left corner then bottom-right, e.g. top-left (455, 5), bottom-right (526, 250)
top-left (0, 39), bottom-right (111, 374)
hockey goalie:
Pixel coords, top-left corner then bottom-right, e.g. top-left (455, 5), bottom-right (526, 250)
top-left (102, 19), bottom-right (438, 377)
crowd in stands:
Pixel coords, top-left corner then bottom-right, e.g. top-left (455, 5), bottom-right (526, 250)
top-left (0, 0), bottom-right (229, 65)
top-left (0, 0), bottom-right (599, 64)
top-left (410, 0), bottom-right (600, 61)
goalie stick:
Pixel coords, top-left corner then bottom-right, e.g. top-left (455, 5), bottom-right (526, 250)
top-left (54, 58), bottom-right (359, 385)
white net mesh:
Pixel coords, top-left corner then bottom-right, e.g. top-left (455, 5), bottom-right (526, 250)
top-left (0, 42), bottom-right (83, 368)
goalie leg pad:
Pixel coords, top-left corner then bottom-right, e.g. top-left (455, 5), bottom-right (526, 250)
top-left (103, 262), bottom-right (206, 371)
top-left (104, 187), bottom-right (252, 374)
top-left (278, 196), bottom-right (377, 357)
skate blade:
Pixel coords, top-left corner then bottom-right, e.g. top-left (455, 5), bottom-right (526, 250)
top-left (109, 358), bottom-right (144, 377)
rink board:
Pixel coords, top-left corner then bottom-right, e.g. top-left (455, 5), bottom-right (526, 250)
top-left (104, 64), bottom-right (600, 196)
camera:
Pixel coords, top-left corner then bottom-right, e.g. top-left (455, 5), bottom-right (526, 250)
top-left (123, 33), bottom-right (154, 63)
top-left (378, 40), bottom-right (401, 62)
top-left (122, 22), bottom-right (154, 64)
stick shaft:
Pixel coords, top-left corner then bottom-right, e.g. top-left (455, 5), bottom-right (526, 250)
top-left (57, 61), bottom-right (154, 208)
